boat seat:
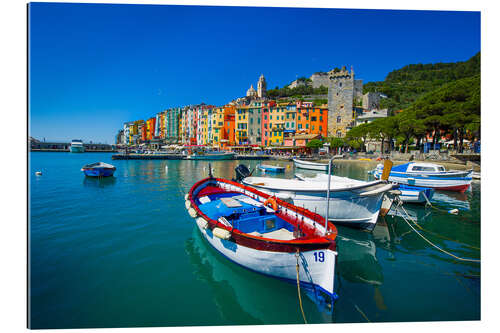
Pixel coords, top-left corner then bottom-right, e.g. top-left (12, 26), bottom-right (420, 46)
top-left (261, 228), bottom-right (295, 240)
top-left (199, 196), bottom-right (211, 204)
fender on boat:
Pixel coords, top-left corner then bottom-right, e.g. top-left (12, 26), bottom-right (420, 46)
top-left (213, 227), bottom-right (231, 240)
top-left (196, 217), bottom-right (208, 230)
top-left (185, 200), bottom-right (191, 210)
top-left (184, 193), bottom-right (189, 200)
top-left (188, 207), bottom-right (198, 218)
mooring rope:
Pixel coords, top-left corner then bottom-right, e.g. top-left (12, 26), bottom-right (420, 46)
top-left (394, 197), bottom-right (480, 250)
top-left (394, 199), bottom-right (480, 263)
top-left (295, 249), bottom-right (307, 324)
top-left (421, 191), bottom-right (478, 224)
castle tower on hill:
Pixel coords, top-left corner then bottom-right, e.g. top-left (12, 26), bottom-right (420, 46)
top-left (327, 65), bottom-right (363, 138)
top-left (257, 74), bottom-right (267, 98)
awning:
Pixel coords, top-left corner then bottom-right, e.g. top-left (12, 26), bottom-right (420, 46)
top-left (444, 139), bottom-right (470, 144)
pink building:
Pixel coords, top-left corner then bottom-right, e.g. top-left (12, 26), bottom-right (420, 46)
top-left (260, 100), bottom-right (275, 146)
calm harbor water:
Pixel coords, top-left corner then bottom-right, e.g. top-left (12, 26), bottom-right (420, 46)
top-left (28, 152), bottom-right (480, 328)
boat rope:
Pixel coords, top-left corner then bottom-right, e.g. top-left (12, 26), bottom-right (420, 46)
top-left (422, 191), bottom-right (433, 207)
top-left (394, 199), bottom-right (480, 263)
top-left (295, 249), bottom-right (308, 324)
top-left (393, 197), bottom-right (480, 250)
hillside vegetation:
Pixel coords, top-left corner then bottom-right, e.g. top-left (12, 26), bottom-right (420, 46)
top-left (363, 52), bottom-right (480, 111)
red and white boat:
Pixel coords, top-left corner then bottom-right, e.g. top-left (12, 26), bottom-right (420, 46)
top-left (185, 175), bottom-right (339, 308)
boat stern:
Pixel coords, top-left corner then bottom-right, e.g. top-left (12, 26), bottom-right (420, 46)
top-left (298, 246), bottom-right (338, 309)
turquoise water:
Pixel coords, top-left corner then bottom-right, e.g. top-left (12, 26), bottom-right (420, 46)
top-left (28, 153), bottom-right (480, 328)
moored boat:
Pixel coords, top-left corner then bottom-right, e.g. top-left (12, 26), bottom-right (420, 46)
top-left (241, 171), bottom-right (397, 231)
top-left (187, 151), bottom-right (236, 160)
top-left (258, 164), bottom-right (285, 173)
top-left (397, 185), bottom-right (434, 204)
top-left (186, 174), bottom-right (339, 308)
top-left (372, 162), bottom-right (472, 192)
top-left (69, 139), bottom-right (85, 153)
top-left (81, 162), bottom-right (116, 177)
top-left (293, 158), bottom-right (329, 171)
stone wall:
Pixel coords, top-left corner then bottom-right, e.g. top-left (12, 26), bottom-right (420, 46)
top-left (310, 73), bottom-right (330, 88)
top-left (362, 92), bottom-right (381, 109)
top-left (353, 79), bottom-right (363, 98)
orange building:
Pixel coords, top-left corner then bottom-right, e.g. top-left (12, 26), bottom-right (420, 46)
top-left (140, 123), bottom-right (147, 142)
top-left (296, 105), bottom-right (328, 137)
top-left (222, 105), bottom-right (236, 148)
top-left (146, 117), bottom-right (156, 141)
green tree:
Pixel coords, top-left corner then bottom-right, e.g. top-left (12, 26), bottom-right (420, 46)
top-left (306, 139), bottom-right (324, 149)
top-left (346, 122), bottom-right (373, 152)
top-left (328, 137), bottom-right (344, 154)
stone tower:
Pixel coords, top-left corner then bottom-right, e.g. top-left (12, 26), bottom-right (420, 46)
top-left (327, 66), bottom-right (362, 137)
top-left (257, 74), bottom-right (267, 98)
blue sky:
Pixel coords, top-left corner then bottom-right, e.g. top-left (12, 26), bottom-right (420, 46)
top-left (28, 3), bottom-right (480, 143)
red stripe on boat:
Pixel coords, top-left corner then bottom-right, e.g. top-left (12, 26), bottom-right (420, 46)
top-left (188, 177), bottom-right (337, 253)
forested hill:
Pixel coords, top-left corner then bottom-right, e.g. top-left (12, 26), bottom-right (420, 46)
top-left (363, 52), bottom-right (480, 111)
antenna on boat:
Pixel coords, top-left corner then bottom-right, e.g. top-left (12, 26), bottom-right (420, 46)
top-left (325, 157), bottom-right (334, 235)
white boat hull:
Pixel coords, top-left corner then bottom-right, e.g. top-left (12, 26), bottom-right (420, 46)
top-left (384, 175), bottom-right (471, 191)
top-left (244, 185), bottom-right (386, 230)
top-left (293, 159), bottom-right (329, 171)
top-left (196, 222), bottom-right (337, 299)
top-left (69, 146), bottom-right (85, 153)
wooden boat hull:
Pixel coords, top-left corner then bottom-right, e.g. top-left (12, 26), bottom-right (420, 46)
top-left (196, 223), bottom-right (337, 300)
top-left (82, 167), bottom-right (115, 177)
top-left (187, 177), bottom-right (339, 304)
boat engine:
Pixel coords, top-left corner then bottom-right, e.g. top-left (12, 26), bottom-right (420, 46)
top-left (234, 164), bottom-right (251, 183)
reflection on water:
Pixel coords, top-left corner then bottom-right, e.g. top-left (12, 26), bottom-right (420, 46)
top-left (30, 154), bottom-right (480, 327)
top-left (82, 176), bottom-right (117, 188)
top-left (337, 226), bottom-right (384, 286)
top-left (432, 191), bottom-right (471, 211)
top-left (185, 227), bottom-right (330, 324)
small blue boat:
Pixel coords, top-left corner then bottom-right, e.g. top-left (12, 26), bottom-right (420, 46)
top-left (81, 162), bottom-right (116, 177)
top-left (258, 164), bottom-right (285, 173)
top-left (397, 184), bottom-right (434, 204)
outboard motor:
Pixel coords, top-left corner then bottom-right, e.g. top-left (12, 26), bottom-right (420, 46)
top-left (234, 164), bottom-right (251, 183)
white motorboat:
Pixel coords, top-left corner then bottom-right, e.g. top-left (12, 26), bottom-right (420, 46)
top-left (69, 139), bottom-right (85, 153)
top-left (293, 158), bottom-right (329, 171)
top-left (242, 172), bottom-right (396, 231)
top-left (372, 162), bottom-right (472, 192)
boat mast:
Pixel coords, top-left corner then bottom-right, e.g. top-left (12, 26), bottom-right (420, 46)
top-left (325, 157), bottom-right (334, 235)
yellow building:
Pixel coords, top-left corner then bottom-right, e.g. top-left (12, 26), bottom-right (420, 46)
top-left (131, 120), bottom-right (144, 145)
top-left (211, 106), bottom-right (225, 147)
top-left (268, 105), bottom-right (286, 145)
top-left (235, 105), bottom-right (250, 145)
top-left (159, 112), bottom-right (165, 139)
